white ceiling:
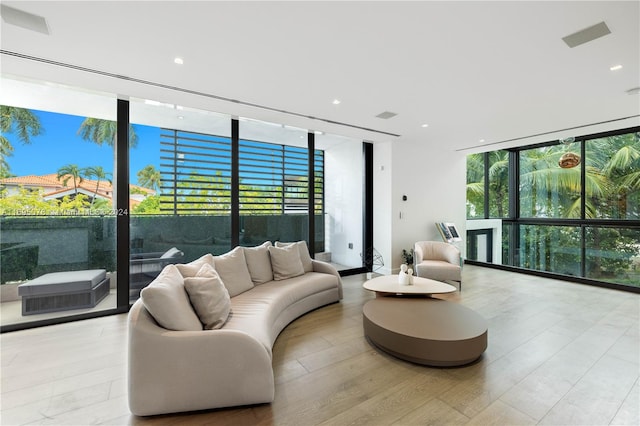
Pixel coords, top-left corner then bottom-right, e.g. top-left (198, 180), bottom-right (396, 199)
top-left (1, 1), bottom-right (639, 152)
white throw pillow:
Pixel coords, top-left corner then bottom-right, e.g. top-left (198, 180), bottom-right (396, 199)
top-left (243, 241), bottom-right (274, 285)
top-left (268, 244), bottom-right (305, 280)
top-left (176, 253), bottom-right (215, 278)
top-left (140, 264), bottom-right (202, 331)
top-left (183, 263), bottom-right (231, 330)
top-left (275, 240), bottom-right (313, 273)
top-left (213, 246), bottom-right (254, 297)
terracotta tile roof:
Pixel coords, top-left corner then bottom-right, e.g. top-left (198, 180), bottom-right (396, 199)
top-left (1, 173), bottom-right (156, 196)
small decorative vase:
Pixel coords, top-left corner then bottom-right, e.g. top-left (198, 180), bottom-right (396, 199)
top-left (399, 264), bottom-right (409, 285)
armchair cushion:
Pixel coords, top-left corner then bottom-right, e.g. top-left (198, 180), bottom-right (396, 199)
top-left (414, 241), bottom-right (462, 285)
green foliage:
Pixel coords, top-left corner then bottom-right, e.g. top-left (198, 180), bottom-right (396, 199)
top-left (0, 188), bottom-right (59, 215)
top-left (77, 117), bottom-right (139, 148)
top-left (132, 195), bottom-right (160, 214)
top-left (1, 106), bottom-right (43, 173)
top-left (136, 164), bottom-right (161, 192)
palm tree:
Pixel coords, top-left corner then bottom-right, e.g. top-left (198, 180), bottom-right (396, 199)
top-left (77, 118), bottom-right (138, 208)
top-left (465, 153), bottom-right (485, 218)
top-left (0, 106), bottom-right (43, 174)
top-left (598, 133), bottom-right (640, 218)
top-left (136, 165), bottom-right (161, 193)
top-left (56, 164), bottom-right (84, 196)
top-left (77, 118), bottom-right (138, 147)
top-left (83, 166), bottom-right (112, 207)
top-left (488, 150), bottom-right (509, 217)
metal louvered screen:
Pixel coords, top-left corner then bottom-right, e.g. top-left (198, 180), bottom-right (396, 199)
top-left (239, 139), bottom-right (324, 215)
top-left (159, 129), bottom-right (232, 214)
top-left (159, 129), bottom-right (324, 216)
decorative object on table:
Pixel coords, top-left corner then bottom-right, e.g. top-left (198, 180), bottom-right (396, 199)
top-left (407, 268), bottom-right (414, 285)
top-left (398, 263), bottom-right (410, 285)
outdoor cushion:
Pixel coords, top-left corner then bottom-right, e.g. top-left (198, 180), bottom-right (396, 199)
top-left (18, 269), bottom-right (106, 296)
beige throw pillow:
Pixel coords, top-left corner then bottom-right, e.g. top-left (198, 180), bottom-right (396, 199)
top-left (140, 264), bottom-right (202, 331)
top-left (268, 244), bottom-right (305, 280)
top-left (176, 253), bottom-right (215, 278)
top-left (243, 241), bottom-right (274, 285)
top-left (213, 246), bottom-right (254, 297)
top-left (275, 241), bottom-right (313, 273)
top-left (183, 263), bottom-right (231, 330)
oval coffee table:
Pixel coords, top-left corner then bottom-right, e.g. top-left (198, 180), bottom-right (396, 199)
top-left (363, 275), bottom-right (457, 297)
top-left (363, 297), bottom-right (487, 367)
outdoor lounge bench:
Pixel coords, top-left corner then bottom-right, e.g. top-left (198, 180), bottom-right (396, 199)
top-left (18, 269), bottom-right (110, 315)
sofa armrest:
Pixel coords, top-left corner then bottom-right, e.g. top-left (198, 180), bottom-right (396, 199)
top-left (311, 259), bottom-right (343, 299)
top-left (128, 300), bottom-right (275, 416)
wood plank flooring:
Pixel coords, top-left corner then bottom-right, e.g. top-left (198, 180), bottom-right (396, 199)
top-left (1, 266), bottom-right (638, 425)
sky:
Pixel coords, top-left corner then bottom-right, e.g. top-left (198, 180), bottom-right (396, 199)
top-left (4, 109), bottom-right (161, 181)
top-left (4, 108), bottom-right (318, 187)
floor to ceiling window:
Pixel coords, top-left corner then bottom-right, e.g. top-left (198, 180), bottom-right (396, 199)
top-left (128, 98), bottom-right (232, 302)
top-left (238, 119), bottom-right (313, 248)
top-left (466, 127), bottom-right (640, 291)
top-left (1, 74), bottom-right (372, 330)
top-left (1, 77), bottom-right (119, 328)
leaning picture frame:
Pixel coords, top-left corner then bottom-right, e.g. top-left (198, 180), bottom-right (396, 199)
top-left (436, 222), bottom-right (462, 243)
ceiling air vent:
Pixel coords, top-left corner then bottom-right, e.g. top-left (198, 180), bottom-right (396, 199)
top-left (375, 111), bottom-right (398, 120)
top-left (0, 5), bottom-right (50, 35)
top-left (562, 21), bottom-right (610, 48)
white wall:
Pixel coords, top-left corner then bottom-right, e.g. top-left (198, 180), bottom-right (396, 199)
top-left (374, 139), bottom-right (467, 274)
top-left (373, 142), bottom-right (393, 275)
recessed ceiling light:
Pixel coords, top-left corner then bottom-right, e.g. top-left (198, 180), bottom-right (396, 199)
top-left (479, 139), bottom-right (486, 143)
top-left (421, 124), bottom-right (429, 128)
top-left (332, 99), bottom-right (341, 105)
top-left (174, 57), bottom-right (184, 65)
top-left (177, 116), bottom-right (184, 120)
top-left (610, 64), bottom-right (623, 71)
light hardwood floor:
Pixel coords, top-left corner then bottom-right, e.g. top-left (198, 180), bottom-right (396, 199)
top-left (1, 266), bottom-right (638, 425)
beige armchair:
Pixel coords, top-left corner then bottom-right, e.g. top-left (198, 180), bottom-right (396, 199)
top-left (414, 241), bottom-right (462, 290)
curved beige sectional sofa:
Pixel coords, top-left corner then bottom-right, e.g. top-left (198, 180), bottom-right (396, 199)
top-left (128, 241), bottom-right (342, 416)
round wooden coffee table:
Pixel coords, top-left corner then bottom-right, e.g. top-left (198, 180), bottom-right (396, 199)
top-left (363, 297), bottom-right (487, 367)
top-left (363, 275), bottom-right (457, 297)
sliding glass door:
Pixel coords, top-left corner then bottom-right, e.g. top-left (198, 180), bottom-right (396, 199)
top-left (1, 76), bottom-right (118, 328)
